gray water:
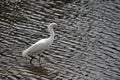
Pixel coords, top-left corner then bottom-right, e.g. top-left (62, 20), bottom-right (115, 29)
top-left (0, 0), bottom-right (120, 80)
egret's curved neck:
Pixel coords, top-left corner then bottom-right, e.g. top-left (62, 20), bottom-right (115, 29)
top-left (48, 26), bottom-right (55, 38)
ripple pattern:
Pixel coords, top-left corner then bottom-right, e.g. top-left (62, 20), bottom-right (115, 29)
top-left (0, 0), bottom-right (120, 80)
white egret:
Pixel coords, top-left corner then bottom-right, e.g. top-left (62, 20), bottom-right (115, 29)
top-left (22, 23), bottom-right (58, 65)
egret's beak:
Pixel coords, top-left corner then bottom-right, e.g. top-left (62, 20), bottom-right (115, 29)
top-left (55, 23), bottom-right (58, 27)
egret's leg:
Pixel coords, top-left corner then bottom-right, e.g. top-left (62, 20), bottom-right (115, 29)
top-left (38, 54), bottom-right (41, 66)
top-left (30, 58), bottom-right (33, 65)
top-left (29, 55), bottom-right (36, 65)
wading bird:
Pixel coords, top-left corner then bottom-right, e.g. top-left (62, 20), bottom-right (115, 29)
top-left (22, 23), bottom-right (58, 65)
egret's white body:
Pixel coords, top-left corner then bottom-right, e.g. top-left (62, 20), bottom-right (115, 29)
top-left (22, 23), bottom-right (57, 58)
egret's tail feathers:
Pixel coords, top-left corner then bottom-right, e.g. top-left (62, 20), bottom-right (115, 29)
top-left (22, 50), bottom-right (28, 57)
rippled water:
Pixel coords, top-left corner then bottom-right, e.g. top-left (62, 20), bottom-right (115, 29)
top-left (0, 0), bottom-right (120, 80)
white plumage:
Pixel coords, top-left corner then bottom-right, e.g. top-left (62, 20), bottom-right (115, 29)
top-left (22, 23), bottom-right (57, 63)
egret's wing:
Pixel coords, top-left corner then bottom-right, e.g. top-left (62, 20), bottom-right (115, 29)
top-left (22, 38), bottom-right (48, 57)
top-left (28, 39), bottom-right (47, 53)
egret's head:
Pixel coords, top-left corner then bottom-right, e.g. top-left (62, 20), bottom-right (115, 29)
top-left (48, 23), bottom-right (58, 32)
top-left (49, 23), bottom-right (58, 28)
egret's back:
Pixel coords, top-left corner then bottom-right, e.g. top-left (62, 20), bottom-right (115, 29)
top-left (22, 38), bottom-right (53, 57)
